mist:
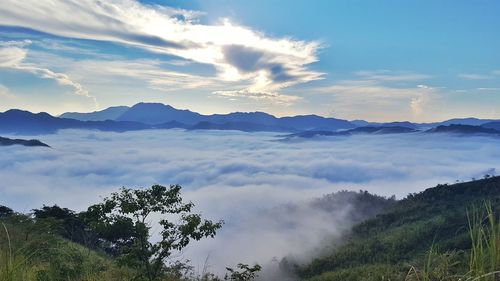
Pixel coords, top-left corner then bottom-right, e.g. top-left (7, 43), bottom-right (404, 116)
top-left (1, 129), bottom-right (499, 275)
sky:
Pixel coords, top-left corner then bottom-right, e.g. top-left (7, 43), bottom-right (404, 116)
top-left (0, 0), bottom-right (499, 122)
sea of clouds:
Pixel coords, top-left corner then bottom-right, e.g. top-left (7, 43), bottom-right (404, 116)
top-left (1, 129), bottom-right (499, 275)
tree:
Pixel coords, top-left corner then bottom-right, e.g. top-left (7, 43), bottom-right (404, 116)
top-left (32, 205), bottom-right (89, 245)
top-left (84, 184), bottom-right (224, 281)
top-left (0, 205), bottom-right (13, 218)
top-left (224, 263), bottom-right (262, 281)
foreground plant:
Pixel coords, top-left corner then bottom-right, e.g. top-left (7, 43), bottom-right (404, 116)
top-left (466, 202), bottom-right (499, 281)
top-left (84, 184), bottom-right (224, 281)
top-left (407, 202), bottom-right (500, 281)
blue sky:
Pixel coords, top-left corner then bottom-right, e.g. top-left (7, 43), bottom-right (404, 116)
top-left (0, 0), bottom-right (499, 122)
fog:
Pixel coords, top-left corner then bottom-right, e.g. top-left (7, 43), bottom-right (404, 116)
top-left (1, 129), bottom-right (499, 275)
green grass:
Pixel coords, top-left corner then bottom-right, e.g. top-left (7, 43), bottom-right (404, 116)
top-left (297, 176), bottom-right (500, 281)
top-left (0, 215), bottom-right (135, 281)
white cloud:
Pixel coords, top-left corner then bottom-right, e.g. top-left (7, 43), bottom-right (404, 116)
top-left (314, 77), bottom-right (437, 121)
top-left (477, 87), bottom-right (500, 91)
top-left (1, 129), bottom-right (499, 273)
top-left (0, 45), bottom-right (98, 107)
top-left (458, 73), bottom-right (493, 80)
top-left (72, 59), bottom-right (221, 91)
top-left (0, 39), bottom-right (32, 48)
top-left (0, 46), bottom-right (27, 66)
top-left (0, 84), bottom-right (15, 98)
top-left (354, 70), bottom-right (432, 82)
top-left (212, 89), bottom-right (301, 106)
top-left (0, 0), bottom-right (322, 102)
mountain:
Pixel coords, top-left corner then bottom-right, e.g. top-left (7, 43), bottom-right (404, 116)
top-left (348, 126), bottom-right (418, 134)
top-left (296, 176), bottom-right (500, 280)
top-left (0, 109), bottom-right (151, 135)
top-left (154, 121), bottom-right (190, 129)
top-left (426, 124), bottom-right (500, 135)
top-left (278, 115), bottom-right (355, 131)
top-left (207, 111), bottom-right (278, 125)
top-left (351, 118), bottom-right (500, 130)
top-left (60, 103), bottom-right (357, 131)
top-left (0, 136), bottom-right (50, 147)
top-left (285, 126), bottom-right (418, 139)
top-left (350, 120), bottom-right (418, 129)
top-left (481, 121), bottom-right (500, 131)
top-left (59, 106), bottom-right (130, 121)
top-left (432, 117), bottom-right (496, 126)
top-left (18, 103), bottom-right (500, 135)
top-left (116, 103), bottom-right (205, 125)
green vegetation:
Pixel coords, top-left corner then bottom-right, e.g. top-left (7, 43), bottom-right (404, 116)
top-left (2, 178), bottom-right (500, 280)
top-left (296, 176), bottom-right (500, 281)
top-left (0, 185), bottom-right (258, 281)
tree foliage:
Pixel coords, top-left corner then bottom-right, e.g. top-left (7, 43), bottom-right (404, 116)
top-left (84, 184), bottom-right (224, 281)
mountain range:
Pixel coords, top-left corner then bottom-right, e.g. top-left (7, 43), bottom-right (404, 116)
top-left (62, 102), bottom-right (355, 131)
top-left (0, 102), bottom-right (499, 136)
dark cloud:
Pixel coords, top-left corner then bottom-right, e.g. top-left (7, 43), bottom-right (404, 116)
top-left (222, 44), bottom-right (298, 83)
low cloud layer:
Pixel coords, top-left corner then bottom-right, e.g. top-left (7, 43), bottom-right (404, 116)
top-left (1, 130), bottom-right (499, 274)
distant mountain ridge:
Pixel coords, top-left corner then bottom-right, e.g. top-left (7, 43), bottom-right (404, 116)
top-left (285, 124), bottom-right (500, 139)
top-left (284, 126), bottom-right (419, 139)
top-left (60, 106), bottom-right (130, 121)
top-left (60, 103), bottom-right (499, 130)
top-left (1, 103), bottom-right (499, 135)
top-left (0, 109), bottom-right (151, 135)
top-left (60, 102), bottom-right (356, 131)
top-left (425, 124), bottom-right (500, 135)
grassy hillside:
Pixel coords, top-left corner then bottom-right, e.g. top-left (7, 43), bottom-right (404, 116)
top-left (296, 176), bottom-right (500, 280)
top-left (0, 213), bottom-right (136, 281)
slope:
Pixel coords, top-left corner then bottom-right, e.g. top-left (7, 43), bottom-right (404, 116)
top-left (297, 176), bottom-right (500, 280)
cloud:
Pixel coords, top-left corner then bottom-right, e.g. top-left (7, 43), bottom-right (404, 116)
top-left (458, 73), bottom-right (493, 80)
top-left (0, 0), bottom-right (322, 101)
top-left (0, 46), bottom-right (27, 66)
top-left (71, 59), bottom-right (220, 91)
top-left (0, 39), bottom-right (32, 48)
top-left (314, 77), bottom-right (437, 121)
top-left (1, 129), bottom-right (499, 273)
top-left (477, 87), bottom-right (500, 91)
top-left (212, 89), bottom-right (301, 106)
top-left (0, 84), bottom-right (15, 98)
top-left (354, 70), bottom-right (432, 82)
top-left (0, 45), bottom-right (98, 107)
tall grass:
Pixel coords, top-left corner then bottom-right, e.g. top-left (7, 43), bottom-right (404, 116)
top-left (0, 219), bottom-right (137, 281)
top-left (407, 203), bottom-right (500, 281)
top-left (0, 222), bottom-right (39, 281)
top-left (466, 202), bottom-right (500, 281)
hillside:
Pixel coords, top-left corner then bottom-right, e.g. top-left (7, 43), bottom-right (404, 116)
top-left (60, 106), bottom-right (130, 121)
top-left (0, 211), bottom-right (135, 280)
top-left (425, 124), bottom-right (500, 135)
top-left (0, 136), bottom-right (50, 147)
top-left (0, 109), bottom-right (152, 135)
top-left (296, 176), bottom-right (500, 281)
